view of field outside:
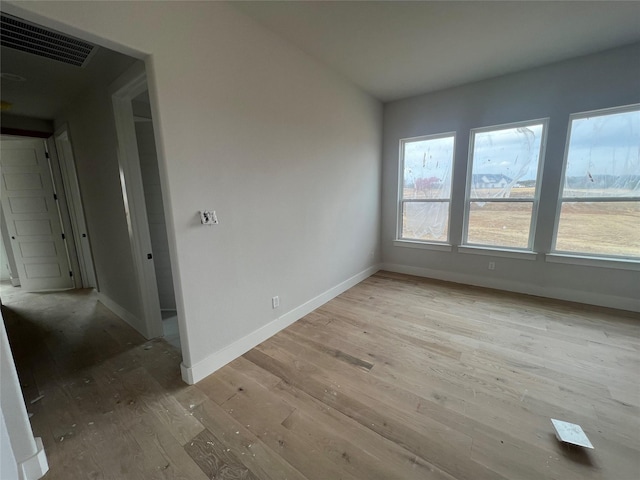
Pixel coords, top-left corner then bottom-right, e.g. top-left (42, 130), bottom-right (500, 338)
top-left (556, 107), bottom-right (640, 257)
top-left (400, 107), bottom-right (640, 258)
top-left (466, 201), bottom-right (533, 248)
top-left (464, 122), bottom-right (544, 248)
top-left (556, 202), bottom-right (639, 257)
top-left (400, 134), bottom-right (454, 241)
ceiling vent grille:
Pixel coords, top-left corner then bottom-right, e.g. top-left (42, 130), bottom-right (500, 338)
top-left (0, 13), bottom-right (97, 67)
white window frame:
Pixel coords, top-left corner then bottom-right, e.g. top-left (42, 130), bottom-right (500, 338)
top-left (397, 132), bottom-right (456, 246)
top-left (463, 118), bottom-right (549, 251)
top-left (552, 103), bottom-right (640, 261)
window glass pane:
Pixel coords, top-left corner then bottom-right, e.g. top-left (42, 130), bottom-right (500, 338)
top-left (563, 109), bottom-right (640, 198)
top-left (470, 123), bottom-right (544, 199)
top-left (556, 202), bottom-right (640, 257)
top-left (467, 202), bottom-right (533, 248)
top-left (402, 135), bottom-right (454, 200)
top-left (401, 202), bottom-right (449, 242)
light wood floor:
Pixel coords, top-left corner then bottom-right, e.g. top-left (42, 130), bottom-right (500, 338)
top-left (2, 272), bottom-right (639, 479)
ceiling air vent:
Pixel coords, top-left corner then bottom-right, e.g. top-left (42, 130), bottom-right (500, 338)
top-left (0, 13), bottom-right (97, 67)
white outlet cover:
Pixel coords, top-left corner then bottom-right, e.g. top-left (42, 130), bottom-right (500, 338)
top-left (551, 419), bottom-right (594, 448)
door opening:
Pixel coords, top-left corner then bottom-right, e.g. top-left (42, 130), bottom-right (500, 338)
top-left (111, 65), bottom-right (181, 348)
top-left (132, 89), bottom-right (179, 349)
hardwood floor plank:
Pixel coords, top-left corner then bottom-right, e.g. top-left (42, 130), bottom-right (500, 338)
top-left (184, 428), bottom-right (259, 480)
top-left (192, 399), bottom-right (308, 480)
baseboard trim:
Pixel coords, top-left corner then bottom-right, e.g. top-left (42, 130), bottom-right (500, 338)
top-left (181, 265), bottom-right (380, 384)
top-left (380, 263), bottom-right (640, 313)
top-left (97, 293), bottom-right (144, 335)
top-left (18, 437), bottom-right (48, 480)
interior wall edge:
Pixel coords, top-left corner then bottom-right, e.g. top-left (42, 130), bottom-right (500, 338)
top-left (96, 292), bottom-right (149, 339)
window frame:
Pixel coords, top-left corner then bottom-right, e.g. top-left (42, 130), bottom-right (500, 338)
top-left (462, 118), bottom-right (549, 251)
top-left (552, 103), bottom-right (640, 260)
top-left (396, 131), bottom-right (456, 245)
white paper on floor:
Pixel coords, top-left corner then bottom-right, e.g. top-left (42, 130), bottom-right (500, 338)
top-left (551, 419), bottom-right (594, 449)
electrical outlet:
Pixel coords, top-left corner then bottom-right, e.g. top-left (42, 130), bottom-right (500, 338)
top-left (488, 261), bottom-right (496, 270)
top-left (272, 296), bottom-right (280, 309)
top-left (200, 210), bottom-right (218, 225)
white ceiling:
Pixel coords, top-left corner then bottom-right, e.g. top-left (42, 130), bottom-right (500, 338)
top-left (234, 1), bottom-right (640, 102)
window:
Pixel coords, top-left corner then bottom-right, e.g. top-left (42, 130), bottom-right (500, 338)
top-left (554, 105), bottom-right (640, 259)
top-left (464, 120), bottom-right (547, 249)
top-left (398, 133), bottom-right (455, 243)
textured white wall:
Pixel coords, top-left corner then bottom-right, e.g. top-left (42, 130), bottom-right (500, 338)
top-left (382, 43), bottom-right (640, 311)
top-left (6, 2), bottom-right (382, 374)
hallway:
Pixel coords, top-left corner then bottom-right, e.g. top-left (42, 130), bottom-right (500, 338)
top-left (1, 283), bottom-right (207, 479)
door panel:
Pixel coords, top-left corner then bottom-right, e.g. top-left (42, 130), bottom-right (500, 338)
top-left (9, 196), bottom-right (48, 213)
top-left (0, 139), bottom-right (73, 291)
top-left (53, 128), bottom-right (97, 289)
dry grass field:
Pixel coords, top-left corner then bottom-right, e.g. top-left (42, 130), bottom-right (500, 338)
top-left (555, 202), bottom-right (639, 256)
top-left (402, 186), bottom-right (639, 256)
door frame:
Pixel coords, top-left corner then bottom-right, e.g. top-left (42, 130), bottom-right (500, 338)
top-left (52, 125), bottom-right (97, 289)
top-left (110, 64), bottom-right (163, 339)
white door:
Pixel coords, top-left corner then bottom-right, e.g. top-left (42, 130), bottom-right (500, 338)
top-left (54, 127), bottom-right (97, 288)
top-left (0, 138), bottom-right (74, 291)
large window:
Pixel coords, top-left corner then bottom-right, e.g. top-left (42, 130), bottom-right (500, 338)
top-left (464, 120), bottom-right (547, 249)
top-left (398, 133), bottom-right (455, 243)
top-left (554, 105), bottom-right (640, 258)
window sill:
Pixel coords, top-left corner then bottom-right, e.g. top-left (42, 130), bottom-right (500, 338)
top-left (458, 245), bottom-right (537, 261)
top-left (393, 240), bottom-right (453, 252)
top-left (545, 253), bottom-right (640, 271)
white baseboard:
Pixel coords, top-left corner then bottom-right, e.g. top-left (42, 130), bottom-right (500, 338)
top-left (97, 293), bottom-right (144, 336)
top-left (18, 437), bottom-right (48, 480)
top-left (381, 263), bottom-right (640, 313)
top-left (181, 265), bottom-right (380, 384)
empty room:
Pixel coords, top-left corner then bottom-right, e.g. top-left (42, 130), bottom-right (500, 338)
top-left (0, 1), bottom-right (638, 479)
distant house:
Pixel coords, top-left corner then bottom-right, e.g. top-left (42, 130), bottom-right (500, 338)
top-left (472, 174), bottom-right (513, 189)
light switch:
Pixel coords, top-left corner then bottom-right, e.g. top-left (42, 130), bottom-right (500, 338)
top-left (200, 210), bottom-right (218, 225)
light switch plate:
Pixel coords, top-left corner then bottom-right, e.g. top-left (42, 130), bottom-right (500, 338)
top-left (200, 210), bottom-right (218, 225)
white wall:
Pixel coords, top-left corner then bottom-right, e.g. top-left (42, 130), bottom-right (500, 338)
top-left (6, 1), bottom-right (382, 380)
top-left (382, 43), bottom-right (640, 311)
top-left (0, 408), bottom-right (19, 480)
top-left (0, 312), bottom-right (48, 480)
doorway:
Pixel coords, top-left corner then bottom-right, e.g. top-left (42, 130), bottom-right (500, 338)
top-left (111, 68), bottom-right (181, 349)
top-left (132, 90), bottom-right (179, 349)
